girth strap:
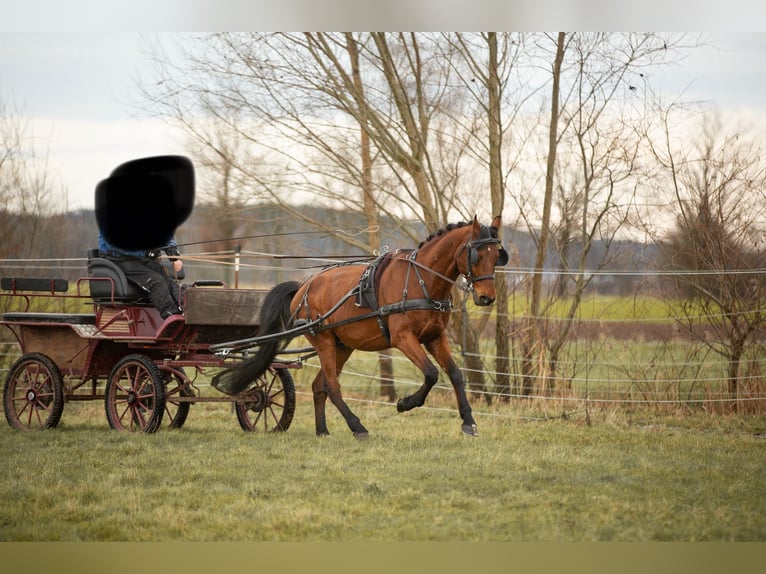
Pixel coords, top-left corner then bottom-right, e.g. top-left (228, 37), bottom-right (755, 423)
top-left (316, 297), bottom-right (453, 342)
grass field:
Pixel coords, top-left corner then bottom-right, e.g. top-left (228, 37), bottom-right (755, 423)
top-left (1, 290), bottom-right (765, 546)
top-left (1, 390), bottom-right (764, 542)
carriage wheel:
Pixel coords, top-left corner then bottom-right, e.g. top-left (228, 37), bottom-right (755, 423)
top-left (3, 352), bottom-right (64, 431)
top-left (234, 367), bottom-right (296, 432)
top-left (105, 354), bottom-right (165, 433)
top-left (161, 367), bottom-right (193, 429)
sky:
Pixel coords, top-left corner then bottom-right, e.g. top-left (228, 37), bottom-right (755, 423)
top-left (2, 27), bottom-right (766, 211)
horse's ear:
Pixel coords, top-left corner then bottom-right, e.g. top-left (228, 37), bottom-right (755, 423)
top-left (496, 246), bottom-right (509, 267)
top-left (472, 215), bottom-right (481, 233)
top-left (490, 215), bottom-right (507, 266)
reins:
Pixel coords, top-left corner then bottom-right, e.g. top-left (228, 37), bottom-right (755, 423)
top-left (288, 232), bottom-right (501, 339)
top-left (210, 227), bottom-right (501, 355)
top-left (210, 246), bottom-right (459, 355)
top-left (403, 249), bottom-right (463, 290)
top-left (293, 249), bottom-right (456, 343)
top-left (173, 226), bottom-right (380, 249)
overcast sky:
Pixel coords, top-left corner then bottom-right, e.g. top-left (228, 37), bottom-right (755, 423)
top-left (2, 30), bottom-right (766, 210)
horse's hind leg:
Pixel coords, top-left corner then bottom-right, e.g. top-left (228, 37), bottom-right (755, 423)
top-left (310, 339), bottom-right (368, 438)
top-left (311, 371), bottom-right (331, 437)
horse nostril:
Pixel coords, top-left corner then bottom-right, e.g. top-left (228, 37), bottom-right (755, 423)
top-left (478, 295), bottom-right (495, 306)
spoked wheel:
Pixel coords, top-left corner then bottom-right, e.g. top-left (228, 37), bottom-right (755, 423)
top-left (161, 367), bottom-right (193, 429)
top-left (3, 352), bottom-right (64, 431)
top-left (105, 354), bottom-right (165, 433)
top-left (235, 367), bottom-right (296, 432)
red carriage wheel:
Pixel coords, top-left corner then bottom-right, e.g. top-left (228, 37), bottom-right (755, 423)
top-left (105, 354), bottom-right (165, 433)
top-left (234, 367), bottom-right (296, 432)
top-left (161, 367), bottom-right (193, 429)
top-left (3, 352), bottom-right (64, 431)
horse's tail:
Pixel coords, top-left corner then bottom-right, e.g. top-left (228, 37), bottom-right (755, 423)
top-left (211, 280), bottom-right (302, 395)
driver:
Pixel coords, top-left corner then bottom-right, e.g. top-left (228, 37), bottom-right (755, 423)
top-left (97, 232), bottom-right (184, 319)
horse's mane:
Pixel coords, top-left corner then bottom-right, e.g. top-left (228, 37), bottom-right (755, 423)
top-left (417, 220), bottom-right (498, 249)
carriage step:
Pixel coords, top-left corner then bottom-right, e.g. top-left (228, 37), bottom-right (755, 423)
top-left (1, 277), bottom-right (69, 293)
top-left (2, 312), bottom-right (96, 325)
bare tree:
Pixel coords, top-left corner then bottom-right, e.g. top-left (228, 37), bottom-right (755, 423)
top-left (522, 32), bottom-right (566, 396)
top-left (0, 97), bottom-right (62, 270)
top-left (140, 33), bottom-right (695, 407)
top-left (655, 113), bottom-right (766, 404)
top-left (443, 32), bottom-right (528, 402)
top-left (142, 33), bottom-right (504, 399)
top-left (514, 33), bottom-right (689, 396)
top-left (344, 33), bottom-right (394, 401)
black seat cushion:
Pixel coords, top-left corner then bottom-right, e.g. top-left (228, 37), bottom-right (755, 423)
top-left (87, 257), bottom-right (146, 303)
top-left (86, 253), bottom-right (185, 304)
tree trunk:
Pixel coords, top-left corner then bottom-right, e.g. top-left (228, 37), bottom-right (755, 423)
top-left (727, 337), bottom-right (745, 412)
top-left (485, 32), bottom-right (511, 402)
top-left (452, 301), bottom-right (489, 403)
top-left (345, 33), bottom-right (393, 400)
top-left (378, 349), bottom-right (396, 402)
top-left (494, 274), bottom-right (511, 401)
top-left (527, 32), bottom-right (566, 397)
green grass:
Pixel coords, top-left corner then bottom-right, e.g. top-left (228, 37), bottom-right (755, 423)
top-left (1, 395), bottom-right (764, 542)
top-left (1, 291), bottom-right (764, 542)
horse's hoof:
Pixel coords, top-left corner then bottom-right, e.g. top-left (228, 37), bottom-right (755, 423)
top-left (462, 423), bottom-right (478, 437)
top-left (354, 431), bottom-right (370, 440)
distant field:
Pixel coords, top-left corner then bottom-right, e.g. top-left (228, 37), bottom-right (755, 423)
top-left (506, 293), bottom-right (676, 321)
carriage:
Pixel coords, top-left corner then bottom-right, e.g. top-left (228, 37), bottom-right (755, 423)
top-left (2, 215), bottom-right (508, 438)
top-left (0, 251), bottom-right (299, 433)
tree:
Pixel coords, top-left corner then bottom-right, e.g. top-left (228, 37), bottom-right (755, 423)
top-left (515, 33), bottom-right (688, 396)
top-left (143, 33), bottom-right (508, 399)
top-left (0, 96), bottom-right (63, 272)
top-left (345, 33), bottom-right (395, 401)
top-left (656, 113), bottom-right (766, 403)
top-left (445, 32), bottom-right (526, 402)
top-left (142, 32), bottom-right (695, 406)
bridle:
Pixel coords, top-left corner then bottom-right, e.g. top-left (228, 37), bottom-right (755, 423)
top-left (458, 234), bottom-right (509, 292)
top-left (398, 232), bottom-right (508, 298)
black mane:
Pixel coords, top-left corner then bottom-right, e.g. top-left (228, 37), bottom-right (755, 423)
top-left (417, 220), bottom-right (497, 248)
top-left (418, 221), bottom-right (471, 248)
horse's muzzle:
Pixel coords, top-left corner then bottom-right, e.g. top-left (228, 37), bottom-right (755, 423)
top-left (473, 293), bottom-right (496, 306)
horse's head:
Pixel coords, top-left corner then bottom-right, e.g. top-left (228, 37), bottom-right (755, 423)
top-left (458, 215), bottom-right (508, 306)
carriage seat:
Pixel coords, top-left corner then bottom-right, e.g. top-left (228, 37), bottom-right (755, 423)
top-left (87, 250), bottom-right (146, 304)
top-left (86, 248), bottom-right (185, 305)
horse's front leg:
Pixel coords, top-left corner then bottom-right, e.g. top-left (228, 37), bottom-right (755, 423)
top-left (426, 335), bottom-right (478, 437)
top-left (394, 332), bottom-right (439, 413)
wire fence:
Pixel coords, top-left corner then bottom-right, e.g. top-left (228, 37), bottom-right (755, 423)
top-left (2, 251), bottom-right (765, 418)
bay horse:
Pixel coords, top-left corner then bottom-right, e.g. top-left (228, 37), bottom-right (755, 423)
top-left (212, 215), bottom-right (508, 438)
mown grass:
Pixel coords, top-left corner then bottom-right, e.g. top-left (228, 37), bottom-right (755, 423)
top-left (1, 291), bottom-right (764, 543)
top-left (1, 394), bottom-right (764, 542)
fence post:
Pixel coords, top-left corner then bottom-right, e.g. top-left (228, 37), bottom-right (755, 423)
top-left (234, 244), bottom-right (241, 289)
